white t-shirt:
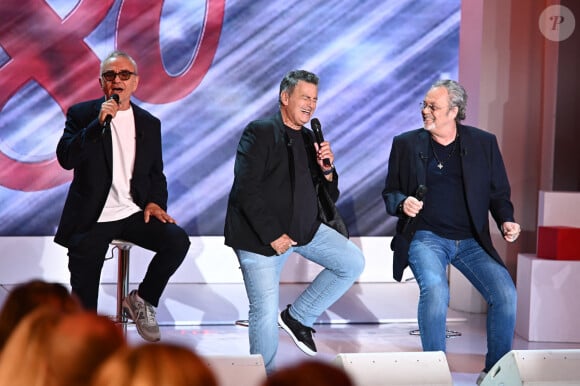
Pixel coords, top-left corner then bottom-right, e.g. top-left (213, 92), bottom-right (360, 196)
top-left (97, 107), bottom-right (141, 222)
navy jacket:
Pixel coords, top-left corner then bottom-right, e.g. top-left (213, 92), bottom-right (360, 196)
top-left (224, 112), bottom-right (339, 256)
top-left (54, 97), bottom-right (168, 248)
top-left (382, 124), bottom-right (515, 281)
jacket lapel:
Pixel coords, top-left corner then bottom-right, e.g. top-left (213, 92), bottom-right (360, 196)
top-left (132, 103), bottom-right (146, 175)
top-left (98, 98), bottom-right (114, 173)
top-left (415, 129), bottom-right (430, 187)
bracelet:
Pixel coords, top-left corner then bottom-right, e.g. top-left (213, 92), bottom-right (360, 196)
top-left (322, 165), bottom-right (335, 175)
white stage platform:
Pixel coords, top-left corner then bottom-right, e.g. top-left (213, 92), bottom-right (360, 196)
top-left (1, 236), bottom-right (579, 385)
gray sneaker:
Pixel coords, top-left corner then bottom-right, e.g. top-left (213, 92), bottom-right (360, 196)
top-left (122, 290), bottom-right (160, 342)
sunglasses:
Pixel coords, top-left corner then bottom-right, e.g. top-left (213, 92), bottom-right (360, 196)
top-left (101, 70), bottom-right (136, 82)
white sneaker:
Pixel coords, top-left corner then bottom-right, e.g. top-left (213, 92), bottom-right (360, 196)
top-left (122, 290), bottom-right (160, 342)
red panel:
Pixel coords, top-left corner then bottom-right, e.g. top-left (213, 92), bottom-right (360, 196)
top-left (537, 226), bottom-right (580, 260)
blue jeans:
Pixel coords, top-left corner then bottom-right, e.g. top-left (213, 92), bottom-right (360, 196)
top-left (408, 230), bottom-right (517, 372)
top-left (235, 223), bottom-right (365, 373)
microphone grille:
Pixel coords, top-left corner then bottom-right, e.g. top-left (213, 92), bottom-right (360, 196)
top-left (311, 118), bottom-right (321, 129)
top-left (416, 185), bottom-right (428, 201)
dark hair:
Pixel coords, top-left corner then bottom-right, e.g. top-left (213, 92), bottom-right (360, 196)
top-left (263, 360), bottom-right (353, 386)
top-left (431, 79), bottom-right (467, 122)
top-left (279, 70), bottom-right (319, 104)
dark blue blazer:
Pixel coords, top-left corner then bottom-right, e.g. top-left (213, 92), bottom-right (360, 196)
top-left (54, 97), bottom-right (168, 248)
top-left (382, 124), bottom-right (515, 281)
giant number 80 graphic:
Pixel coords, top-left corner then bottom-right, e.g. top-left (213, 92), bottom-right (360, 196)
top-left (0, 0), bottom-right (225, 191)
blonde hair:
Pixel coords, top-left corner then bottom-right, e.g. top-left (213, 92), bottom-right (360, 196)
top-left (0, 307), bottom-right (63, 386)
top-left (91, 343), bottom-right (217, 386)
top-left (0, 279), bottom-right (81, 351)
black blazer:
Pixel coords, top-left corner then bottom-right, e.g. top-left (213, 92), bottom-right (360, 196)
top-left (382, 124), bottom-right (515, 281)
top-left (54, 97), bottom-right (168, 248)
top-left (224, 112), bottom-right (339, 256)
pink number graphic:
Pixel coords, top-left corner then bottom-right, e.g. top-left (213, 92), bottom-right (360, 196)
top-left (0, 0), bottom-right (224, 190)
top-left (118, 0), bottom-right (225, 103)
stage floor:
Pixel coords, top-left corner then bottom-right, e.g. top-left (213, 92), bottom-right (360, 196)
top-left (119, 283), bottom-right (579, 385)
top-left (1, 282), bottom-right (578, 385)
top-left (123, 312), bottom-right (579, 385)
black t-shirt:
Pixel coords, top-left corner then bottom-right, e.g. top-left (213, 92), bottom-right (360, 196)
top-left (285, 127), bottom-right (319, 244)
top-left (417, 138), bottom-right (474, 240)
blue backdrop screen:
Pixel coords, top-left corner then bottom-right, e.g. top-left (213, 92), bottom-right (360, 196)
top-left (0, 0), bottom-right (460, 236)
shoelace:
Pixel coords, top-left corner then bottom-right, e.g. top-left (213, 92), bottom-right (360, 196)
top-left (134, 298), bottom-right (156, 326)
top-left (144, 303), bottom-right (157, 325)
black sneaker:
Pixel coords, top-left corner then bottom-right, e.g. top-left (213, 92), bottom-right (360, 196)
top-left (278, 304), bottom-right (317, 356)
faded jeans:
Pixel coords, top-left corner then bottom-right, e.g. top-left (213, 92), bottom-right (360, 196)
top-left (235, 224), bottom-right (365, 373)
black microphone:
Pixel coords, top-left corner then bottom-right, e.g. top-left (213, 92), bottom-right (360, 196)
top-left (401, 185), bottom-right (428, 233)
top-left (311, 118), bottom-right (331, 167)
top-left (414, 184), bottom-right (428, 201)
top-left (103, 93), bottom-right (120, 127)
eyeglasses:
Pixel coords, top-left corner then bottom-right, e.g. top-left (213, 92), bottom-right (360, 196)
top-left (419, 102), bottom-right (447, 112)
top-left (101, 70), bottom-right (136, 82)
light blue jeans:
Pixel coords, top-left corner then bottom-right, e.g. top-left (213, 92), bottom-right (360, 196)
top-left (235, 223), bottom-right (365, 373)
top-left (408, 230), bottom-right (517, 372)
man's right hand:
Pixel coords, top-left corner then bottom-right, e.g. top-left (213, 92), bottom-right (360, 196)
top-left (402, 196), bottom-right (424, 218)
top-left (99, 97), bottom-right (119, 125)
top-left (271, 234), bottom-right (297, 255)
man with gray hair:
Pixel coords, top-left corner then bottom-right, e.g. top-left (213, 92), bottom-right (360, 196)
top-left (55, 51), bottom-right (190, 342)
top-left (225, 69), bottom-right (364, 373)
top-left (382, 79), bottom-right (520, 384)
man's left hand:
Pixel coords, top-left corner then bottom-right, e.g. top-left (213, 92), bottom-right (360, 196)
top-left (502, 221), bottom-right (521, 243)
top-left (144, 202), bottom-right (176, 224)
top-left (314, 142), bottom-right (334, 180)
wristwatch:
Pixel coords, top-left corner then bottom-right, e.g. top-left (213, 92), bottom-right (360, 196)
top-left (323, 164), bottom-right (335, 176)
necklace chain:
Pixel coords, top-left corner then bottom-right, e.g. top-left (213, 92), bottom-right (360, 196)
top-left (430, 135), bottom-right (458, 170)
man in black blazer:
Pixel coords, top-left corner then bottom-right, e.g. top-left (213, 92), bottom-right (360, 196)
top-left (224, 70), bottom-right (364, 373)
top-left (383, 79), bottom-right (520, 384)
top-left (54, 51), bottom-right (190, 342)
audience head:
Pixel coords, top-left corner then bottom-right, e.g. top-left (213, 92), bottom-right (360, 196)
top-left (0, 307), bottom-right (64, 385)
top-left (91, 342), bottom-right (218, 386)
top-left (263, 360), bottom-right (354, 386)
top-left (0, 279), bottom-right (81, 351)
top-left (47, 311), bottom-right (126, 386)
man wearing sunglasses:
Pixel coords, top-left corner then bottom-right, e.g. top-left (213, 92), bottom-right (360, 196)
top-left (54, 51), bottom-right (190, 342)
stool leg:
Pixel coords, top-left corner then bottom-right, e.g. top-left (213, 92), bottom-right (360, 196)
top-left (117, 247), bottom-right (131, 323)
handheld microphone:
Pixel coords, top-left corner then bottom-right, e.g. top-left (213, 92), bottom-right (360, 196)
top-left (414, 184), bottom-right (428, 202)
top-left (103, 93), bottom-right (120, 127)
top-left (311, 118), bottom-right (331, 167)
top-left (401, 184), bottom-right (428, 232)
